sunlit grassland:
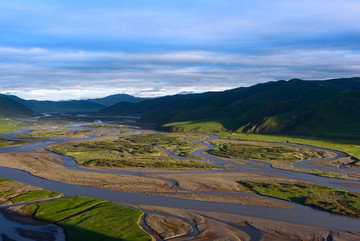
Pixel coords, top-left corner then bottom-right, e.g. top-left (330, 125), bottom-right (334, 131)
top-left (83, 156), bottom-right (214, 169)
top-left (0, 138), bottom-right (29, 147)
top-left (208, 140), bottom-right (326, 162)
top-left (18, 128), bottom-right (83, 139)
top-left (10, 190), bottom-right (62, 203)
top-left (2, 176), bottom-right (143, 241)
top-left (18, 127), bottom-right (135, 139)
top-left (0, 190), bottom-right (16, 197)
top-left (78, 129), bottom-right (136, 136)
top-left (305, 170), bottom-right (348, 179)
top-left (239, 181), bottom-right (360, 217)
top-left (23, 196), bottom-right (106, 222)
top-left (123, 133), bottom-right (207, 160)
top-left (207, 140), bottom-right (348, 179)
top-left (83, 124), bottom-right (133, 129)
top-left (0, 178), bottom-right (16, 198)
top-left (162, 121), bottom-right (226, 133)
top-left (163, 121), bottom-right (360, 167)
top-left (0, 178), bottom-right (61, 204)
top-left (72, 129), bottom-right (136, 137)
top-left (220, 133), bottom-right (360, 167)
top-left (49, 139), bottom-right (162, 163)
top-left (74, 128), bottom-right (137, 137)
top-left (48, 136), bottom-right (216, 169)
top-left (0, 178), bottom-right (13, 183)
top-left (23, 196), bottom-right (152, 241)
top-left (0, 120), bottom-right (29, 135)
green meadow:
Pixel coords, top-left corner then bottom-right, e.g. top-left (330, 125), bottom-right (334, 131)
top-left (0, 138), bottom-right (28, 147)
top-left (23, 196), bottom-right (152, 241)
top-left (162, 121), bottom-right (226, 133)
top-left (208, 141), bottom-right (325, 162)
top-left (239, 181), bottom-right (360, 217)
top-left (221, 133), bottom-right (360, 167)
top-left (163, 121), bottom-right (360, 167)
top-left (83, 124), bottom-right (132, 129)
top-left (10, 190), bottom-right (61, 203)
top-left (49, 136), bottom-right (215, 169)
top-left (123, 133), bottom-right (206, 159)
top-left (0, 120), bottom-right (27, 135)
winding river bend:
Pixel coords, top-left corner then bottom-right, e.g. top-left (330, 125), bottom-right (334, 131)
top-left (0, 123), bottom-right (360, 234)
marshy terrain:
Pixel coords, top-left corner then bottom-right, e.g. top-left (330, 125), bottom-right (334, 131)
top-left (0, 118), bottom-right (359, 240)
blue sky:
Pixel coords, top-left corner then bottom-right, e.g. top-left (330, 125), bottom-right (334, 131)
top-left (0, 0), bottom-right (360, 100)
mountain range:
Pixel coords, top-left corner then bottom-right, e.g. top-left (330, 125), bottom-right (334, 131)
top-left (0, 94), bottom-right (146, 114)
top-left (1, 77), bottom-right (359, 138)
top-left (100, 77), bottom-right (360, 138)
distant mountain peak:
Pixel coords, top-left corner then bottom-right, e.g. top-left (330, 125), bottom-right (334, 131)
top-left (86, 94), bottom-right (148, 106)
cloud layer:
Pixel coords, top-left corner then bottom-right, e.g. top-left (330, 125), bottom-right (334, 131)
top-left (0, 0), bottom-right (359, 100)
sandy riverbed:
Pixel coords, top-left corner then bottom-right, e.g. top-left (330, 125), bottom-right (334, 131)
top-left (128, 204), bottom-right (360, 241)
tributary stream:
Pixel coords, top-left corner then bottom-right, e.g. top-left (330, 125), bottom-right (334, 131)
top-left (0, 123), bottom-right (359, 236)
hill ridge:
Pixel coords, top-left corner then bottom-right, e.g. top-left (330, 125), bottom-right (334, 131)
top-left (100, 77), bottom-right (360, 138)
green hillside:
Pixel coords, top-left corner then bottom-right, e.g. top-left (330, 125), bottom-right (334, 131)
top-left (0, 95), bottom-right (35, 118)
top-left (101, 77), bottom-right (360, 138)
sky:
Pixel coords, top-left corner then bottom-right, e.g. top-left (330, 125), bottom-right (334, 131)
top-left (0, 0), bottom-right (360, 100)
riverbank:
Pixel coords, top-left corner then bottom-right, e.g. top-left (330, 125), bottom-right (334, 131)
top-left (0, 121), bottom-right (359, 239)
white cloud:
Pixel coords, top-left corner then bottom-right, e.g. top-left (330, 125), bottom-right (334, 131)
top-left (0, 47), bottom-right (359, 100)
top-left (1, 1), bottom-right (359, 101)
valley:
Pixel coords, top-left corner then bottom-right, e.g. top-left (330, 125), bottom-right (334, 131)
top-left (2, 0), bottom-right (360, 239)
top-left (0, 78), bottom-right (359, 240)
top-left (0, 115), bottom-right (359, 240)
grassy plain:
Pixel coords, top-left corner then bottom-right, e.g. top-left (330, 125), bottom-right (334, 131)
top-left (0, 150), bottom-right (172, 194)
top-left (0, 177), bottom-right (12, 183)
top-left (208, 140), bottom-right (326, 162)
top-left (19, 126), bottom-right (137, 140)
top-left (123, 133), bottom-right (206, 159)
top-left (83, 129), bottom-right (136, 136)
top-left (220, 133), bottom-right (360, 167)
top-left (10, 190), bottom-right (61, 203)
top-left (162, 121), bottom-right (225, 133)
top-left (23, 196), bottom-right (152, 241)
top-left (83, 157), bottom-right (214, 169)
top-left (164, 121), bottom-right (360, 167)
top-left (0, 178), bottom-right (15, 198)
top-left (0, 177), bottom-right (61, 205)
top-left (0, 138), bottom-right (28, 147)
top-left (83, 124), bottom-right (133, 129)
top-left (23, 196), bottom-right (106, 222)
top-left (19, 128), bottom-right (85, 139)
top-left (206, 139), bottom-right (348, 179)
top-left (0, 190), bottom-right (16, 197)
top-left (239, 181), bottom-right (360, 217)
top-left (305, 170), bottom-right (348, 179)
top-left (49, 135), bottom-right (215, 169)
top-left (0, 120), bottom-right (28, 135)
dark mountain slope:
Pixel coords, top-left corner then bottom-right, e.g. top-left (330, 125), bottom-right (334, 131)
top-left (5, 94), bottom-right (146, 113)
top-left (4, 95), bottom-right (106, 113)
top-left (24, 100), bottom-right (106, 113)
top-left (0, 95), bottom-right (35, 118)
top-left (87, 94), bottom-right (147, 106)
top-left (100, 77), bottom-right (360, 137)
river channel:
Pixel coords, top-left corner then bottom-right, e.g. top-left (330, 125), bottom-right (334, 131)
top-left (0, 123), bottom-right (359, 236)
